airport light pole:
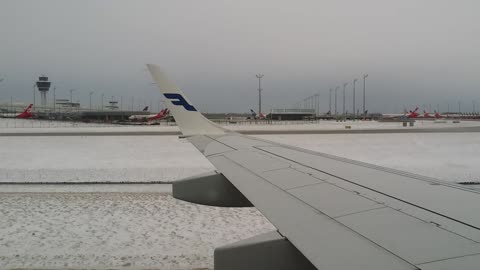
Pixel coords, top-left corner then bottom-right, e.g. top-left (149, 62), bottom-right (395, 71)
top-left (69, 89), bottom-right (76, 104)
top-left (334, 86), bottom-right (339, 116)
top-left (353, 79), bottom-right (358, 119)
top-left (101, 93), bottom-right (104, 111)
top-left (329, 88), bottom-right (332, 114)
top-left (343, 83), bottom-right (348, 117)
top-left (458, 101), bottom-right (461, 113)
top-left (53, 87), bottom-right (56, 113)
top-left (315, 92), bottom-right (320, 116)
top-left (363, 74), bottom-right (368, 117)
top-left (256, 74), bottom-right (264, 115)
top-left (33, 84), bottom-right (36, 109)
top-left (89, 91), bottom-right (94, 110)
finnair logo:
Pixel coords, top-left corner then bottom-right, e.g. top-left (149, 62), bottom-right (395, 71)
top-left (164, 93), bottom-right (197, 111)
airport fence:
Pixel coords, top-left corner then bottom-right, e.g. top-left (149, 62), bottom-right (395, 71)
top-left (0, 118), bottom-right (320, 129)
top-left (0, 118), bottom-right (177, 129)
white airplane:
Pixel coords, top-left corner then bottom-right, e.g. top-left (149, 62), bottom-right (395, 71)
top-left (128, 108), bottom-right (169, 122)
top-left (148, 64), bottom-right (480, 270)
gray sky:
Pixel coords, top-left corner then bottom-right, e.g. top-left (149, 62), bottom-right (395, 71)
top-left (0, 0), bottom-right (479, 113)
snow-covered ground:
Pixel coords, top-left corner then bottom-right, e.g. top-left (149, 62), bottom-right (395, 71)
top-left (0, 136), bottom-right (212, 183)
top-left (1, 133), bottom-right (479, 184)
top-left (1, 131), bottom-right (480, 269)
top-left (0, 193), bottom-right (274, 270)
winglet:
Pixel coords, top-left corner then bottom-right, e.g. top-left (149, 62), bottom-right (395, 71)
top-left (146, 64), bottom-right (226, 136)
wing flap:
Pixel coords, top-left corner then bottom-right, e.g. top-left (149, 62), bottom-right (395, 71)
top-left (289, 183), bottom-right (385, 218)
top-left (337, 207), bottom-right (480, 265)
top-left (262, 168), bottom-right (324, 190)
top-left (418, 254), bottom-right (480, 270)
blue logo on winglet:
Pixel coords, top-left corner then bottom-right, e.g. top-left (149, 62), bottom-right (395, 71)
top-left (164, 93), bottom-right (197, 111)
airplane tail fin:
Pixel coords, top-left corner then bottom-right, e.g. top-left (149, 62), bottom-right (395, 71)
top-left (155, 110), bottom-right (165, 117)
top-left (146, 64), bottom-right (226, 136)
top-left (158, 108), bottom-right (167, 117)
top-left (24, 104), bottom-right (33, 113)
top-left (143, 106), bottom-right (149, 111)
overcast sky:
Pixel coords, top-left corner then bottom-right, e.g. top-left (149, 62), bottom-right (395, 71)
top-left (0, 0), bottom-right (479, 113)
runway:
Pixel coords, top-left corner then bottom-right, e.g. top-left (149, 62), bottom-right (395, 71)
top-left (2, 126), bottom-right (480, 136)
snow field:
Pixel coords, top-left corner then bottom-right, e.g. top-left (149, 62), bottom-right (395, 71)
top-left (0, 193), bottom-right (274, 269)
top-left (0, 136), bottom-right (213, 183)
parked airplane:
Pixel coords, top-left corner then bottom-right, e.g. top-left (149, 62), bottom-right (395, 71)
top-left (249, 109), bottom-right (266, 119)
top-left (148, 64), bottom-right (480, 270)
top-left (434, 111), bottom-right (444, 119)
top-left (128, 108), bottom-right (169, 122)
top-left (142, 106), bottom-right (149, 111)
top-left (382, 107), bottom-right (419, 120)
top-left (0, 104), bottom-right (33, 118)
top-left (406, 107), bottom-right (419, 118)
top-left (422, 110), bottom-right (433, 118)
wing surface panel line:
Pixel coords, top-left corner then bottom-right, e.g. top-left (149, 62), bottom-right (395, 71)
top-left (332, 206), bottom-right (389, 219)
top-left (205, 135), bottom-right (238, 151)
top-left (215, 153), bottom-right (419, 269)
top-left (285, 182), bottom-right (327, 191)
top-left (255, 146), bottom-right (480, 232)
top-left (256, 144), bottom-right (480, 194)
top-left (218, 153), bottom-right (480, 265)
top-left (416, 252), bottom-right (480, 266)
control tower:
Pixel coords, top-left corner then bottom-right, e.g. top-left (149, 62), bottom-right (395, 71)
top-left (36, 76), bottom-right (51, 106)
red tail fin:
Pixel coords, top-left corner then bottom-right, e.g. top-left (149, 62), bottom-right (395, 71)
top-left (17, 104), bottom-right (34, 119)
top-left (147, 109), bottom-right (169, 121)
top-left (24, 104), bottom-right (33, 113)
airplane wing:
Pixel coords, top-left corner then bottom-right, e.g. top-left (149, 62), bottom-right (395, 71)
top-left (147, 64), bottom-right (480, 270)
